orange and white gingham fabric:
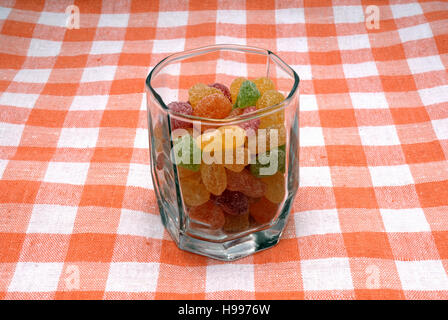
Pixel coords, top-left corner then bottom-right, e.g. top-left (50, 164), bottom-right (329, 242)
top-left (0, 0), bottom-right (447, 300)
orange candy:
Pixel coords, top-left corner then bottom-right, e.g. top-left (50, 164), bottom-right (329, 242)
top-left (188, 83), bottom-right (223, 109)
top-left (223, 212), bottom-right (250, 233)
top-left (226, 168), bottom-right (266, 198)
top-left (260, 172), bottom-right (286, 203)
top-left (189, 201), bottom-right (225, 230)
top-left (249, 197), bottom-right (278, 224)
top-left (253, 77), bottom-right (275, 96)
top-left (200, 163), bottom-right (227, 196)
top-left (180, 173), bottom-right (210, 206)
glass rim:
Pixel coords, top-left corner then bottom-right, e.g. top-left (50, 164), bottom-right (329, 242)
top-left (145, 44), bottom-right (300, 125)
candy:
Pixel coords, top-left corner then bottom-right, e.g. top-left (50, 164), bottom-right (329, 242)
top-left (189, 201), bottom-right (225, 230)
top-left (196, 125), bottom-right (246, 153)
top-left (248, 123), bottom-right (286, 154)
top-left (180, 173), bottom-right (210, 206)
top-left (214, 190), bottom-right (249, 216)
top-left (200, 163), bottom-right (227, 196)
top-left (229, 77), bottom-right (247, 105)
top-left (238, 106), bottom-right (260, 136)
top-left (177, 166), bottom-right (198, 178)
top-left (249, 197), bottom-right (278, 224)
top-left (193, 93), bottom-right (232, 119)
top-left (223, 212), bottom-right (250, 233)
top-left (167, 101), bottom-right (193, 130)
top-left (256, 90), bottom-right (285, 128)
top-left (250, 146), bottom-right (286, 177)
top-left (188, 83), bottom-right (223, 108)
top-left (172, 134), bottom-right (201, 171)
top-left (226, 168), bottom-right (266, 198)
top-left (236, 80), bottom-right (260, 109)
top-left (156, 152), bottom-right (165, 170)
top-left (253, 77), bottom-right (275, 96)
top-left (209, 83), bottom-right (232, 103)
top-left (223, 147), bottom-right (251, 173)
top-left (260, 172), bottom-right (286, 204)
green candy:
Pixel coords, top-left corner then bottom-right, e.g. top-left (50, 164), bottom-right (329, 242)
top-left (236, 80), bottom-right (260, 109)
top-left (172, 134), bottom-right (201, 171)
top-left (250, 145), bottom-right (286, 177)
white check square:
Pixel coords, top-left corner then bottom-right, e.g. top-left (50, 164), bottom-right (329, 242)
top-left (216, 59), bottom-right (247, 77)
top-left (350, 92), bottom-right (388, 109)
top-left (418, 85), bottom-right (448, 106)
top-left (58, 127), bottom-right (100, 148)
top-left (295, 209), bottom-right (340, 237)
top-left (299, 94), bottom-right (318, 111)
top-left (215, 36), bottom-right (246, 46)
top-left (206, 264), bottom-right (254, 292)
top-left (338, 34), bottom-right (371, 50)
top-left (398, 23), bottom-right (433, 43)
top-left (369, 165), bottom-right (414, 187)
top-left (432, 118), bottom-right (448, 140)
top-left (28, 39), bottom-right (62, 57)
top-left (292, 64), bottom-right (312, 81)
top-left (0, 7), bottom-right (11, 20)
top-left (14, 69), bottom-right (52, 83)
top-left (407, 55), bottom-right (445, 74)
top-left (380, 208), bottom-right (430, 232)
top-left (106, 262), bottom-right (160, 292)
top-left (358, 125), bottom-right (400, 146)
top-left (343, 61), bottom-right (379, 78)
top-left (277, 37), bottom-right (308, 53)
top-left (27, 204), bottom-right (77, 234)
top-left (0, 92), bottom-right (39, 109)
top-left (396, 260), bottom-right (448, 291)
top-left (275, 8), bottom-right (305, 24)
top-left (81, 65), bottom-right (117, 82)
top-left (0, 123), bottom-right (24, 146)
top-left (390, 3), bottom-right (423, 19)
top-left (152, 39), bottom-right (186, 54)
top-left (98, 13), bottom-right (129, 27)
top-left (90, 41), bottom-right (124, 55)
top-left (70, 95), bottom-right (109, 111)
top-left (134, 128), bottom-right (149, 149)
top-left (300, 127), bottom-right (325, 147)
top-left (157, 11), bottom-right (189, 28)
top-left (0, 159), bottom-right (8, 179)
top-left (8, 263), bottom-right (64, 292)
top-left (333, 5), bottom-right (365, 23)
top-left (118, 209), bottom-right (164, 239)
top-left (127, 163), bottom-right (153, 189)
top-left (299, 166), bottom-right (332, 187)
top-left (44, 161), bottom-right (90, 185)
top-left (301, 258), bottom-right (354, 291)
top-left (37, 12), bottom-right (66, 27)
top-left (217, 10), bottom-right (246, 24)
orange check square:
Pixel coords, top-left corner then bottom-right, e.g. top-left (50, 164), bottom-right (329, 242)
top-left (101, 110), bottom-right (139, 128)
top-left (65, 233), bottom-right (116, 262)
top-left (319, 109), bottom-right (357, 128)
top-left (390, 107), bottom-right (430, 124)
top-left (326, 145), bottom-right (367, 166)
top-left (79, 185), bottom-right (126, 208)
top-left (433, 231), bottom-right (448, 259)
top-left (334, 187), bottom-right (378, 209)
top-left (314, 79), bottom-right (348, 94)
top-left (2, 20), bottom-right (35, 38)
top-left (0, 233), bottom-right (25, 263)
top-left (381, 75), bottom-right (416, 92)
top-left (343, 232), bottom-right (393, 259)
top-left (415, 180), bottom-right (448, 207)
top-left (372, 44), bottom-right (406, 61)
top-left (309, 51), bottom-right (342, 66)
top-left (26, 109), bottom-right (67, 128)
top-left (0, 180), bottom-right (40, 204)
top-left (402, 141), bottom-right (445, 164)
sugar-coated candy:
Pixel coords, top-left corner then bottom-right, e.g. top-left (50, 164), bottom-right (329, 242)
top-left (172, 134), bottom-right (201, 171)
top-left (167, 101), bottom-right (193, 130)
top-left (200, 163), bottom-right (227, 196)
top-left (249, 123), bottom-right (286, 154)
top-left (238, 106), bottom-right (260, 136)
top-left (226, 168), bottom-right (266, 198)
top-left (249, 197), bottom-right (278, 224)
top-left (214, 190), bottom-right (249, 216)
top-left (177, 166), bottom-right (197, 178)
top-left (209, 83), bottom-right (232, 103)
top-left (188, 83), bottom-right (223, 108)
top-left (256, 90), bottom-right (285, 128)
top-left (196, 125), bottom-right (246, 152)
top-left (223, 147), bottom-right (251, 173)
top-left (230, 77), bottom-right (247, 105)
top-left (223, 212), bottom-right (250, 233)
top-left (250, 146), bottom-right (285, 177)
top-left (236, 80), bottom-right (260, 109)
top-left (253, 77), bottom-right (275, 96)
top-left (260, 172), bottom-right (286, 204)
top-left (193, 93), bottom-right (232, 119)
top-left (189, 201), bottom-right (225, 230)
top-left (180, 173), bottom-right (210, 206)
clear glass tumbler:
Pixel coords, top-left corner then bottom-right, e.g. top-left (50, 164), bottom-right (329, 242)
top-left (146, 44), bottom-right (299, 261)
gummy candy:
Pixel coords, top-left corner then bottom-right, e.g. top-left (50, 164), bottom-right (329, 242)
top-left (214, 190), bottom-right (249, 216)
top-left (229, 77), bottom-right (247, 105)
top-left (200, 163), bottom-right (227, 196)
top-left (209, 83), bottom-right (232, 103)
top-left (167, 101), bottom-right (193, 130)
top-left (253, 77), bottom-right (275, 96)
top-left (226, 168), bottom-right (266, 198)
top-left (172, 134), bottom-right (201, 171)
top-left (188, 83), bottom-right (223, 108)
top-left (223, 147), bottom-right (251, 173)
top-left (260, 172), bottom-right (286, 204)
top-left (248, 123), bottom-right (286, 154)
top-left (193, 93), bottom-right (232, 119)
top-left (223, 212), bottom-right (250, 233)
top-left (249, 197), bottom-right (278, 224)
top-left (189, 200), bottom-right (225, 230)
top-left (236, 80), bottom-right (260, 109)
top-left (250, 146), bottom-right (286, 177)
top-left (180, 174), bottom-right (210, 206)
top-left (256, 90), bottom-right (285, 128)
top-left (177, 166), bottom-right (197, 178)
top-left (196, 125), bottom-right (246, 152)
top-left (238, 106), bottom-right (260, 136)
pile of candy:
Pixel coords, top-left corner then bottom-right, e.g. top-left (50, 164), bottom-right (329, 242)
top-left (166, 77), bottom-right (287, 234)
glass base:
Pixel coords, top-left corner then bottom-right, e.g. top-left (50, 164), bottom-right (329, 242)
top-left (159, 195), bottom-right (294, 261)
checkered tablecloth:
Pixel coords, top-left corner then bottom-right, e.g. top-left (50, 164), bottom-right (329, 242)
top-left (0, 0), bottom-right (447, 300)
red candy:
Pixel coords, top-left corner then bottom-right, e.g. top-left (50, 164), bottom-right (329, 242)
top-left (167, 101), bottom-right (193, 130)
top-left (209, 83), bottom-right (232, 103)
top-left (193, 93), bottom-right (232, 119)
top-left (189, 201), bottom-right (225, 230)
top-left (214, 190), bottom-right (249, 216)
top-left (239, 106), bottom-right (260, 136)
top-left (249, 197), bottom-right (278, 224)
top-left (226, 168), bottom-right (266, 198)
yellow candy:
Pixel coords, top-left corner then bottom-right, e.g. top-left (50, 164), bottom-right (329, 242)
top-left (253, 77), bottom-right (275, 96)
top-left (256, 90), bottom-right (285, 128)
top-left (180, 173), bottom-right (210, 206)
top-left (200, 163), bottom-right (227, 196)
top-left (229, 77), bottom-right (247, 104)
top-left (261, 172), bottom-right (286, 204)
top-left (223, 147), bottom-right (251, 172)
top-left (247, 123), bottom-right (286, 154)
top-left (196, 125), bottom-right (246, 153)
top-left (188, 83), bottom-right (223, 109)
